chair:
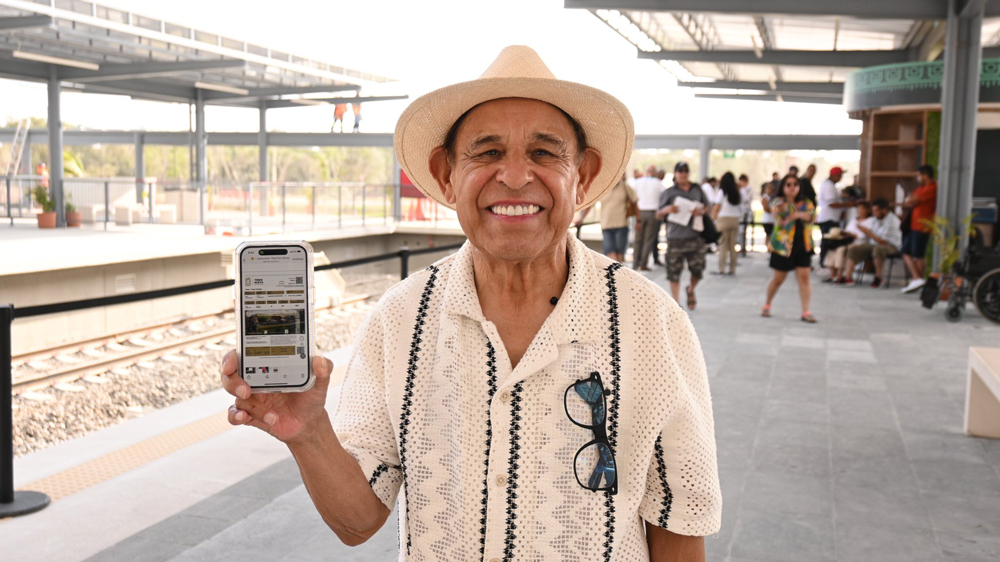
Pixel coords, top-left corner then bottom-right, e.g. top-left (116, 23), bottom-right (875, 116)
top-left (853, 251), bottom-right (902, 288)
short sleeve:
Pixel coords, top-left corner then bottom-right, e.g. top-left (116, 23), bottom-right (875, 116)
top-left (332, 310), bottom-right (403, 509)
top-left (658, 190), bottom-right (672, 209)
top-left (638, 307), bottom-right (722, 536)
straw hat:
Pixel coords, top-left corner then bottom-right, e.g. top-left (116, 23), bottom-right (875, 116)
top-left (394, 45), bottom-right (634, 211)
top-left (824, 227), bottom-right (846, 240)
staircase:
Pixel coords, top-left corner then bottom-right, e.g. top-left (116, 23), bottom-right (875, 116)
top-left (5, 119), bottom-right (29, 177)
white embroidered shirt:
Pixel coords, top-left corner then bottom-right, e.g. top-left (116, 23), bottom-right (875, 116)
top-left (333, 234), bottom-right (722, 562)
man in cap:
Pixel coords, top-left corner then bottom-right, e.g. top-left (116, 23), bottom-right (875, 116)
top-left (656, 162), bottom-right (711, 310)
top-left (815, 166), bottom-right (855, 271)
top-left (220, 46), bottom-right (721, 561)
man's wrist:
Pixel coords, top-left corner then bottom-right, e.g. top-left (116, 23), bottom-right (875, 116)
top-left (286, 412), bottom-right (335, 452)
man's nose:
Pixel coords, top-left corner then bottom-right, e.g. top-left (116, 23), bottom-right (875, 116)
top-left (495, 154), bottom-right (533, 191)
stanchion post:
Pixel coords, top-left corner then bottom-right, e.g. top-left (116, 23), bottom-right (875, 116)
top-left (362, 184), bottom-right (367, 227)
top-left (0, 304), bottom-right (50, 517)
top-left (281, 183), bottom-right (287, 234)
top-left (400, 246), bottom-right (410, 280)
top-left (104, 180), bottom-right (109, 231)
top-left (6, 176), bottom-right (11, 226)
top-left (311, 185), bottom-right (317, 230)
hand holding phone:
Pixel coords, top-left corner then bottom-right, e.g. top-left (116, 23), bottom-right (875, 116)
top-left (221, 351), bottom-right (333, 443)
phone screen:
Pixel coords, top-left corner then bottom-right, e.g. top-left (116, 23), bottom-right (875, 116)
top-left (239, 245), bottom-right (310, 388)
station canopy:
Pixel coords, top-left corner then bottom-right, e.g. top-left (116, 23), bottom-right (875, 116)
top-left (567, 0), bottom-right (1000, 105)
top-left (0, 0), bottom-right (400, 108)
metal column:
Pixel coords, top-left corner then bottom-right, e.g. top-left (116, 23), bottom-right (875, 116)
top-left (134, 132), bottom-right (145, 204)
top-left (258, 101), bottom-right (268, 182)
top-left (698, 135), bottom-right (711, 181)
top-left (195, 90), bottom-right (207, 225)
top-left (47, 66), bottom-right (65, 228)
top-left (937, 0), bottom-right (984, 256)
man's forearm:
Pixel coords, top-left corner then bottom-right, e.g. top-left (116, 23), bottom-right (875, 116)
top-left (646, 522), bottom-right (705, 562)
top-left (287, 415), bottom-right (391, 546)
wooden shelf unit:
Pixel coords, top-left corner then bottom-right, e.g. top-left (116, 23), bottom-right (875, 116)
top-left (859, 109), bottom-right (930, 203)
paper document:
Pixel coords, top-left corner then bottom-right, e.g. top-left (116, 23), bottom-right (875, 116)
top-left (667, 198), bottom-right (704, 232)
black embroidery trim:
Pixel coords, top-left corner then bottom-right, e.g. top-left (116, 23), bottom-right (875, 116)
top-left (368, 463), bottom-right (389, 488)
top-left (502, 382), bottom-right (523, 562)
top-left (602, 262), bottom-right (624, 562)
top-left (479, 341), bottom-right (499, 558)
top-left (653, 436), bottom-right (674, 528)
top-left (397, 265), bottom-right (439, 556)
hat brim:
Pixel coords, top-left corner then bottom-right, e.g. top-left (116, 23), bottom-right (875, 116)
top-left (394, 77), bottom-right (634, 211)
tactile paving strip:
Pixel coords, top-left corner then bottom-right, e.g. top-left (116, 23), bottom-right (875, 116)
top-left (17, 412), bottom-right (233, 502)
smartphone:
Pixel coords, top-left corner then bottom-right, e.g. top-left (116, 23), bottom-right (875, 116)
top-left (235, 241), bottom-right (316, 393)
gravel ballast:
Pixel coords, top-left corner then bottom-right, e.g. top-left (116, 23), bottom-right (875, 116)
top-left (12, 275), bottom-right (396, 457)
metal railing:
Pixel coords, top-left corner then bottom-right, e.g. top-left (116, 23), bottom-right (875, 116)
top-left (6, 176), bottom-right (463, 232)
top-left (0, 241), bottom-right (465, 518)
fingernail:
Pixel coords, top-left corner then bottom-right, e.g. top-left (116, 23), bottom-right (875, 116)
top-left (235, 411), bottom-right (244, 423)
top-left (220, 355), bottom-right (230, 375)
top-left (238, 386), bottom-right (250, 399)
top-left (264, 413), bottom-right (277, 425)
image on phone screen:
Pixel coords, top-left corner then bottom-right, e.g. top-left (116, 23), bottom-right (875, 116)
top-left (239, 245), bottom-right (310, 388)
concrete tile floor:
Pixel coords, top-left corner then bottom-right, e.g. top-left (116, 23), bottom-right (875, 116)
top-left (83, 251), bottom-right (1000, 562)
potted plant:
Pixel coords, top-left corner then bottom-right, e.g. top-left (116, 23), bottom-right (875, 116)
top-left (31, 185), bottom-right (56, 228)
top-left (65, 193), bottom-right (81, 227)
top-left (919, 215), bottom-right (975, 308)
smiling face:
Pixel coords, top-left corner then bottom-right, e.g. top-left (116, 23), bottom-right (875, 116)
top-left (781, 176), bottom-right (801, 201)
top-left (429, 98), bottom-right (601, 262)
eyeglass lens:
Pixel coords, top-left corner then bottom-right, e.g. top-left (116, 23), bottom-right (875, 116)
top-left (575, 442), bottom-right (617, 490)
top-left (566, 380), bottom-right (606, 427)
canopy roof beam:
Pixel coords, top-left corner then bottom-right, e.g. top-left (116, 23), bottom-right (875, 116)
top-left (693, 93), bottom-right (844, 105)
top-left (564, 0), bottom-right (1000, 19)
top-left (251, 95), bottom-right (409, 110)
top-left (0, 15), bottom-right (52, 30)
top-left (202, 84), bottom-right (360, 101)
top-left (639, 49), bottom-right (910, 67)
top-left (680, 80), bottom-right (843, 95)
top-left (59, 59), bottom-right (247, 83)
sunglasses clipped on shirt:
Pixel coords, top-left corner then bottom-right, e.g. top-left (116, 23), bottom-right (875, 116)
top-left (564, 371), bottom-right (618, 495)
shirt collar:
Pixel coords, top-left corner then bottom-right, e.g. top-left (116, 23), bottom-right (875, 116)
top-left (440, 233), bottom-right (605, 345)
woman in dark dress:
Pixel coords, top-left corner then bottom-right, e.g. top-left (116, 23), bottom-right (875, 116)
top-left (761, 174), bottom-right (818, 322)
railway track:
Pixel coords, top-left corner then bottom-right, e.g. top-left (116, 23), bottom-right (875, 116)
top-left (12, 295), bottom-right (370, 395)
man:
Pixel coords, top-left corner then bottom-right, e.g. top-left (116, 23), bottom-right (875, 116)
top-left (737, 174), bottom-right (753, 256)
top-left (351, 92), bottom-right (363, 133)
top-left (701, 176), bottom-right (720, 215)
top-left (219, 46), bottom-right (720, 561)
top-left (799, 164), bottom-right (818, 205)
top-left (815, 167), bottom-right (855, 269)
top-left (633, 164), bottom-right (666, 270)
top-left (900, 164), bottom-right (938, 293)
top-left (577, 171), bottom-right (638, 263)
top-left (332, 103), bottom-right (348, 133)
top-left (657, 161), bottom-right (710, 310)
top-left (844, 198), bottom-right (903, 288)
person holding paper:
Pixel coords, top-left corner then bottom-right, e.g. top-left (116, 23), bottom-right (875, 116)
top-left (656, 161), bottom-right (711, 310)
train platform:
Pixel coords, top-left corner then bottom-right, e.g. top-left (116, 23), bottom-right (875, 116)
top-left (4, 250), bottom-right (1000, 562)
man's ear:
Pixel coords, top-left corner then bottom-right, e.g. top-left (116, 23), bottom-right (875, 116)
top-left (429, 147), bottom-right (456, 205)
top-left (575, 148), bottom-right (603, 206)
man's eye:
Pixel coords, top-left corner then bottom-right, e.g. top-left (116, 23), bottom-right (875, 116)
top-left (534, 149), bottom-right (553, 157)
top-left (479, 149), bottom-right (500, 157)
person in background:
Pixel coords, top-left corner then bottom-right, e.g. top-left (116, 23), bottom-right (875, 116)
top-left (627, 168), bottom-right (642, 188)
top-left (701, 176), bottom-right (720, 215)
top-left (843, 198), bottom-right (903, 288)
top-left (632, 164), bottom-right (666, 271)
top-left (712, 172), bottom-right (742, 276)
top-left (332, 103), bottom-right (348, 132)
top-left (737, 174), bottom-right (753, 256)
top-left (577, 171), bottom-right (638, 263)
top-left (351, 92), bottom-right (362, 133)
top-left (799, 164), bottom-right (818, 206)
top-left (653, 168), bottom-right (668, 266)
top-left (822, 200), bottom-right (873, 283)
top-left (657, 161), bottom-right (710, 310)
top-left (761, 174), bottom-right (818, 322)
top-left (900, 164), bottom-right (938, 294)
top-left (815, 167), bottom-right (856, 267)
top-left (760, 181), bottom-right (776, 242)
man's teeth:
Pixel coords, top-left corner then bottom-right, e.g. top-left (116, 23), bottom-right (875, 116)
top-left (491, 205), bottom-right (540, 216)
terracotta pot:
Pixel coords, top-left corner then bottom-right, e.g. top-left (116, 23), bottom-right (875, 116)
top-left (37, 212), bottom-right (56, 228)
top-left (66, 211), bottom-right (82, 227)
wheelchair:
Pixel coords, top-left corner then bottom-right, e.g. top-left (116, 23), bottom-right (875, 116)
top-left (926, 230), bottom-right (1000, 324)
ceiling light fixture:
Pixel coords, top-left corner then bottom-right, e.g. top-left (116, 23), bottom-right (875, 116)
top-left (194, 81), bottom-right (249, 95)
top-left (12, 50), bottom-right (99, 71)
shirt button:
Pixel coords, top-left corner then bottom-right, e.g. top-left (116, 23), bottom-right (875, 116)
top-left (499, 390), bottom-right (511, 403)
top-left (495, 475), bottom-right (507, 487)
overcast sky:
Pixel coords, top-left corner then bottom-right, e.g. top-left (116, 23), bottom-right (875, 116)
top-left (0, 0), bottom-right (861, 137)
